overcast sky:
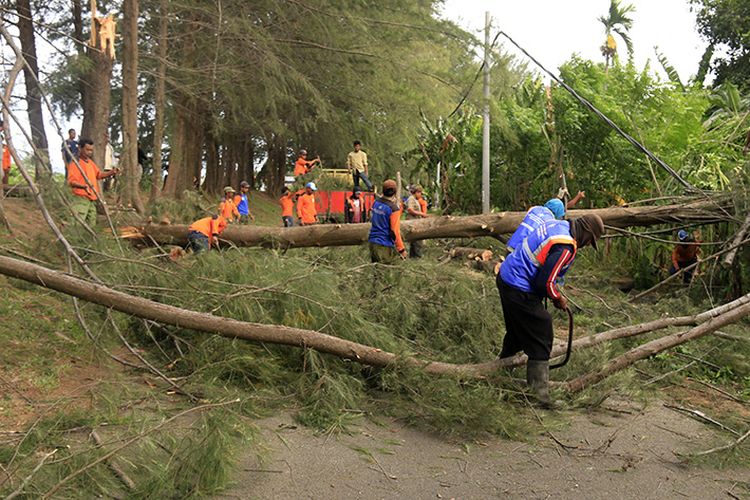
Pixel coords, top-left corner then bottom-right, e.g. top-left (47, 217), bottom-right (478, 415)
top-left (439, 0), bottom-right (708, 83)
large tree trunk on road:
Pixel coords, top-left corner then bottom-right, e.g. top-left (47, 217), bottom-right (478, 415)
top-left (135, 198), bottom-right (733, 249)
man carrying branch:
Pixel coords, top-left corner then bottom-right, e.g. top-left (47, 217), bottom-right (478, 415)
top-left (66, 138), bottom-right (119, 226)
top-left (497, 214), bottom-right (604, 408)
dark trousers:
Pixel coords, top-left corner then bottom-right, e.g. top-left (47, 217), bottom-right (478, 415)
top-left (409, 239), bottom-right (424, 258)
top-left (187, 231), bottom-right (209, 253)
top-left (669, 258), bottom-right (697, 284)
top-left (353, 170), bottom-right (373, 191)
top-left (496, 275), bottom-right (553, 361)
top-left (282, 216), bottom-right (294, 227)
top-left (369, 242), bottom-right (398, 264)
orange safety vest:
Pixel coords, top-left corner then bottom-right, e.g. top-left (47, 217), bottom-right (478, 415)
top-left (297, 193), bottom-right (317, 224)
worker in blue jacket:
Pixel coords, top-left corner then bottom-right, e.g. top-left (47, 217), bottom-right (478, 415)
top-left (497, 214), bottom-right (604, 407)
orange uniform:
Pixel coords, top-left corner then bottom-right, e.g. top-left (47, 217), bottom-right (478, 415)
top-left (297, 192), bottom-right (317, 224)
top-left (219, 198), bottom-right (240, 220)
top-left (672, 243), bottom-right (700, 266)
top-left (2, 145), bottom-right (10, 172)
top-left (294, 157), bottom-right (315, 176)
top-left (279, 192), bottom-right (295, 217)
top-left (418, 197), bottom-right (427, 215)
top-left (67, 157), bottom-right (102, 200)
top-left (189, 215), bottom-right (227, 238)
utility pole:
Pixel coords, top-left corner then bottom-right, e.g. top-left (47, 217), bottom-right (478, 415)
top-left (481, 11), bottom-right (491, 214)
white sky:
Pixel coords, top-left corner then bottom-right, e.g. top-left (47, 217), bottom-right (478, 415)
top-left (439, 0), bottom-right (708, 83)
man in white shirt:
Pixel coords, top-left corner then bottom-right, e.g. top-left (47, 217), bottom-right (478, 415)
top-left (346, 140), bottom-right (373, 191)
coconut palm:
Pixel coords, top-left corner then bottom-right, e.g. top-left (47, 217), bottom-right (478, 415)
top-left (599, 0), bottom-right (635, 68)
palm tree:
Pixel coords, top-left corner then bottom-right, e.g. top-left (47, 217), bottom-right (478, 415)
top-left (599, 0), bottom-right (635, 68)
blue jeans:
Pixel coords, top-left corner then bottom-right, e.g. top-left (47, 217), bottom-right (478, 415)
top-left (188, 231), bottom-right (209, 253)
top-left (353, 170), bottom-right (373, 191)
top-left (282, 216), bottom-right (294, 227)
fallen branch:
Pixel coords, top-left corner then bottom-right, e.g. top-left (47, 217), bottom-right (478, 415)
top-left (41, 399), bottom-right (240, 499)
top-left (722, 211), bottom-right (750, 268)
top-left (90, 429), bottom-right (135, 491)
top-left (449, 246), bottom-right (494, 261)
top-left (4, 450), bottom-right (57, 500)
top-left (685, 428), bottom-right (750, 457)
top-left (565, 300), bottom-right (750, 392)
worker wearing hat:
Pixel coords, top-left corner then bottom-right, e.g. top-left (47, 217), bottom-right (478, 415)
top-left (368, 179), bottom-right (407, 263)
top-left (234, 181), bottom-right (255, 224)
top-left (670, 230), bottom-right (700, 284)
top-left (297, 181), bottom-right (318, 225)
top-left (219, 186), bottom-right (240, 223)
top-left (497, 214), bottom-right (605, 408)
top-left (293, 149), bottom-right (321, 177)
top-left (507, 198), bottom-right (567, 254)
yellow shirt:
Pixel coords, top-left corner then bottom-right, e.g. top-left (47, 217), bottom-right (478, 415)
top-left (346, 150), bottom-right (368, 173)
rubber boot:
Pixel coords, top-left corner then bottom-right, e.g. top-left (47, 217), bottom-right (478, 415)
top-left (526, 360), bottom-right (556, 409)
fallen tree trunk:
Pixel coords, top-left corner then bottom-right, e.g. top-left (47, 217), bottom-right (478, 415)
top-left (131, 198), bottom-right (732, 249)
top-left (0, 255), bottom-right (747, 386)
top-left (722, 211), bottom-right (750, 268)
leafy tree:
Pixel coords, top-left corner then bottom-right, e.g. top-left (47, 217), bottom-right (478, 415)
top-left (691, 0), bottom-right (750, 90)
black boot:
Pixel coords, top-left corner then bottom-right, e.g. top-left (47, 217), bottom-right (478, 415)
top-left (526, 360), bottom-right (556, 409)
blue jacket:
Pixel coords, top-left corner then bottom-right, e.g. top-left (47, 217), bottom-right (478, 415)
top-left (507, 206), bottom-right (555, 253)
top-left (368, 197), bottom-right (400, 248)
top-left (236, 193), bottom-right (249, 215)
top-left (500, 218), bottom-right (577, 294)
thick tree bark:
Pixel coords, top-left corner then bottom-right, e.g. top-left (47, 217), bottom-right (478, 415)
top-left (120, 0), bottom-right (145, 214)
top-left (16, 0), bottom-right (50, 177)
top-left (135, 199), bottom-right (733, 249)
top-left (162, 93), bottom-right (203, 198)
top-left (80, 12), bottom-right (114, 169)
top-left (149, 0), bottom-right (168, 204)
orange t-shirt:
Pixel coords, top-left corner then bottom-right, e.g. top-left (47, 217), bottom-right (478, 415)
top-left (219, 198), bottom-right (240, 220)
top-left (67, 157), bottom-right (101, 200)
top-left (418, 197), bottom-right (427, 214)
top-left (189, 216), bottom-right (227, 238)
top-left (294, 158), bottom-right (314, 176)
top-left (297, 193), bottom-right (317, 224)
top-left (2, 145), bottom-right (11, 172)
top-left (279, 193), bottom-right (294, 217)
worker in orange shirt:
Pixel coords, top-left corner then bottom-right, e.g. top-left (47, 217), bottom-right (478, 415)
top-left (293, 149), bottom-right (320, 177)
top-left (279, 186), bottom-right (296, 227)
top-left (187, 214), bottom-right (228, 253)
top-left (297, 182), bottom-right (318, 226)
top-left (219, 186), bottom-right (240, 223)
top-left (66, 138), bottom-right (119, 226)
top-left (1, 119), bottom-right (11, 186)
top-left (670, 230), bottom-right (701, 284)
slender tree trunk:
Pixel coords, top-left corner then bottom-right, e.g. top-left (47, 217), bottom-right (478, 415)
top-left (244, 139), bottom-right (255, 188)
top-left (121, 0), bottom-right (145, 214)
top-left (149, 0), bottom-right (168, 204)
top-left (203, 135), bottom-right (220, 195)
top-left (162, 94), bottom-right (202, 198)
top-left (16, 0), bottom-right (50, 178)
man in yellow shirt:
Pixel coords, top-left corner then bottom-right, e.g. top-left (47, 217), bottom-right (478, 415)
top-left (346, 140), bottom-right (373, 192)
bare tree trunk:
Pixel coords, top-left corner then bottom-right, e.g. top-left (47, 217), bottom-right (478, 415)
top-left (722, 211), bottom-right (750, 268)
top-left (16, 0), bottom-right (50, 178)
top-left (120, 0), bottom-right (145, 214)
top-left (80, 4), bottom-right (114, 169)
top-left (243, 139), bottom-right (255, 188)
top-left (203, 136), bottom-right (220, 195)
top-left (135, 199), bottom-right (733, 249)
top-left (162, 94), bottom-right (202, 198)
top-left (149, 0), bottom-right (168, 204)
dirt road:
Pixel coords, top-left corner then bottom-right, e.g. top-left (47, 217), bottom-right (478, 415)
top-left (220, 400), bottom-right (749, 499)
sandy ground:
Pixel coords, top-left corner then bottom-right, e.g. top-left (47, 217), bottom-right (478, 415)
top-left (220, 400), bottom-right (750, 499)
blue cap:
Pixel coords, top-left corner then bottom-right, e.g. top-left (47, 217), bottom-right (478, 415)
top-left (544, 198), bottom-right (566, 219)
top-left (678, 230), bottom-right (688, 242)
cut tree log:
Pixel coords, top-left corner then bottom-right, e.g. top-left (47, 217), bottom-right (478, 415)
top-left (467, 258), bottom-right (502, 275)
top-left (450, 246), bottom-right (494, 261)
top-left (127, 198), bottom-right (732, 249)
top-left (1, 255), bottom-right (748, 388)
